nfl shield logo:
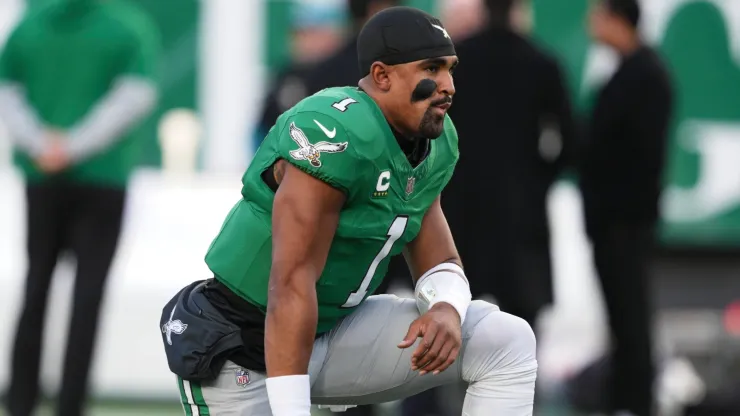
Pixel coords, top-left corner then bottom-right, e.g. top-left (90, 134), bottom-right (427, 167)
top-left (235, 368), bottom-right (250, 387)
top-left (405, 177), bottom-right (416, 195)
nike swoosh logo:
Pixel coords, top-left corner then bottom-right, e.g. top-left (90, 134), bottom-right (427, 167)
top-left (313, 119), bottom-right (336, 139)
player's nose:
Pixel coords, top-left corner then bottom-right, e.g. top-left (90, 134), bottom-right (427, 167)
top-left (438, 72), bottom-right (455, 96)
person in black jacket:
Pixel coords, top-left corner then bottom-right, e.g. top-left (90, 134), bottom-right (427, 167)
top-left (255, 0), bottom-right (398, 141)
top-left (579, 1), bottom-right (673, 415)
top-left (443, 0), bottom-right (577, 330)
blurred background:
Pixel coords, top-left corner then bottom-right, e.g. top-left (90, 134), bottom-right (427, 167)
top-left (0, 0), bottom-right (739, 415)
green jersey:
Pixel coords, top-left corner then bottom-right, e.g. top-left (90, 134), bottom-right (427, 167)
top-left (205, 86), bottom-right (458, 334)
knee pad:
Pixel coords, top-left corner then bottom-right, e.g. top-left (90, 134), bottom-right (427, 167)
top-left (461, 304), bottom-right (537, 383)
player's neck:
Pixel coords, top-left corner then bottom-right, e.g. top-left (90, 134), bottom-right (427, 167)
top-left (613, 31), bottom-right (641, 57)
top-left (487, 14), bottom-right (510, 30)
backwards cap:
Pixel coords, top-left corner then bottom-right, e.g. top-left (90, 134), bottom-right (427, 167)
top-left (357, 6), bottom-right (455, 77)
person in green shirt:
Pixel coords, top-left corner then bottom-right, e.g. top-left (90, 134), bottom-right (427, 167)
top-left (0, 0), bottom-right (159, 415)
top-left (160, 7), bottom-right (537, 416)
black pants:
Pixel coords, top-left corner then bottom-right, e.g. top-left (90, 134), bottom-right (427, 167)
top-left (591, 223), bottom-right (655, 416)
top-left (470, 242), bottom-right (553, 329)
top-left (7, 181), bottom-right (126, 416)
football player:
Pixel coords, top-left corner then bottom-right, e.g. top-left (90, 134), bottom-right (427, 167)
top-left (160, 6), bottom-right (537, 415)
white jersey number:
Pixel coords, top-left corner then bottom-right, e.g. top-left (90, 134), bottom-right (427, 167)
top-left (342, 216), bottom-right (408, 308)
top-left (331, 98), bottom-right (358, 112)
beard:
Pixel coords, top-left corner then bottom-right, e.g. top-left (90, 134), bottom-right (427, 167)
top-left (417, 96), bottom-right (452, 139)
top-left (417, 107), bottom-right (445, 139)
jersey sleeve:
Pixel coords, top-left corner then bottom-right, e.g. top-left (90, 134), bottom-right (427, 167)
top-left (0, 24), bottom-right (24, 83)
top-left (276, 110), bottom-right (361, 195)
top-left (118, 11), bottom-right (161, 81)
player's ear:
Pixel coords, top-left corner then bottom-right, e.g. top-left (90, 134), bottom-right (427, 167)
top-left (370, 62), bottom-right (392, 92)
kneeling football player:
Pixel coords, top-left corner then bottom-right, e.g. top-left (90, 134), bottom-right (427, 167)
top-left (160, 6), bottom-right (537, 416)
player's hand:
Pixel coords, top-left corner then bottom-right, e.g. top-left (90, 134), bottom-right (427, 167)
top-left (397, 302), bottom-right (462, 376)
top-left (36, 131), bottom-right (70, 173)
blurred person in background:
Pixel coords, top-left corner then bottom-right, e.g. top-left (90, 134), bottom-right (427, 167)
top-left (300, 0), bottom-right (399, 95)
top-left (254, 0), bottom-right (347, 145)
top-left (444, 0), bottom-right (576, 331)
top-left (438, 0), bottom-right (487, 43)
top-left (255, 0), bottom-right (397, 150)
top-left (291, 0), bottom-right (346, 65)
top-left (0, 0), bottom-right (159, 414)
top-left (576, 0), bottom-right (673, 415)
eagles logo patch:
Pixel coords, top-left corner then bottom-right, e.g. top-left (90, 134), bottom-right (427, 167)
top-left (161, 305), bottom-right (187, 346)
top-left (288, 122), bottom-right (348, 167)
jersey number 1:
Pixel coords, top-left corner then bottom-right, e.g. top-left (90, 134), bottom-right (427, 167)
top-left (341, 216), bottom-right (409, 308)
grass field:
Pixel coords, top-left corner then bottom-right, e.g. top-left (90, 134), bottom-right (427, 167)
top-left (34, 403), bottom-right (343, 416)
top-left (30, 401), bottom-right (574, 416)
top-left (34, 400), bottom-right (182, 416)
top-left (34, 401), bottom-right (346, 416)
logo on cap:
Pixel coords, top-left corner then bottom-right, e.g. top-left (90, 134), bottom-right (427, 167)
top-left (431, 24), bottom-right (449, 39)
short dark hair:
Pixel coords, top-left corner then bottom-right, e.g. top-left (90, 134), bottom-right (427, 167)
top-left (484, 0), bottom-right (516, 21)
top-left (347, 0), bottom-right (400, 23)
top-left (604, 0), bottom-right (640, 28)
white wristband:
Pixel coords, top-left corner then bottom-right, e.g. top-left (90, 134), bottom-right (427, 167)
top-left (415, 262), bottom-right (472, 324)
top-left (266, 374), bottom-right (312, 416)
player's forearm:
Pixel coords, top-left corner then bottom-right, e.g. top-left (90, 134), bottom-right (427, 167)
top-left (405, 250), bottom-right (462, 282)
top-left (265, 271), bottom-right (318, 377)
top-left (402, 197), bottom-right (462, 282)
